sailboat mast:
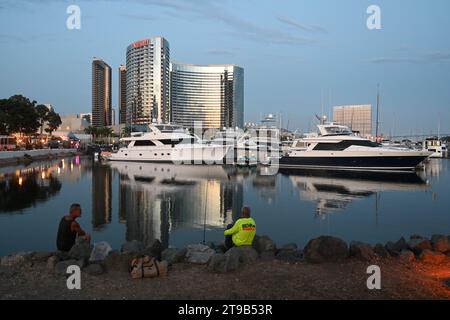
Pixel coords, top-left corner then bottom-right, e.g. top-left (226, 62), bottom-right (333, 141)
top-left (375, 84), bottom-right (380, 138)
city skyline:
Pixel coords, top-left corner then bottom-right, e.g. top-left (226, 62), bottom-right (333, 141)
top-left (1, 0), bottom-right (450, 135)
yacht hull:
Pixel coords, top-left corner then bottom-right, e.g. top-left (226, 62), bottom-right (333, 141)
top-left (279, 153), bottom-right (430, 171)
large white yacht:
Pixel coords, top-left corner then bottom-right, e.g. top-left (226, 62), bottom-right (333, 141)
top-left (280, 122), bottom-right (432, 171)
top-left (209, 129), bottom-right (259, 165)
top-left (102, 124), bottom-right (231, 164)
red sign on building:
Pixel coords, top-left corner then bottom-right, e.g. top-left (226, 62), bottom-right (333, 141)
top-left (132, 39), bottom-right (149, 48)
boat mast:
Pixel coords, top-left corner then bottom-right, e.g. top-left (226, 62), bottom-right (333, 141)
top-left (375, 84), bottom-right (380, 139)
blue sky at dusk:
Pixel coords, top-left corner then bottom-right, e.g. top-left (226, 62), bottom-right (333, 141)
top-left (1, 0), bottom-right (449, 135)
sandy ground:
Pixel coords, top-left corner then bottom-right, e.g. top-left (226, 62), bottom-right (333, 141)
top-left (1, 257), bottom-right (449, 300)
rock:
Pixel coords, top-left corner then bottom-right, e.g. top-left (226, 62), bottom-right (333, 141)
top-left (103, 251), bottom-right (135, 272)
top-left (260, 251), bottom-right (276, 261)
top-left (304, 236), bottom-right (349, 264)
top-left (431, 235), bottom-right (450, 253)
top-left (55, 259), bottom-right (78, 275)
top-left (185, 244), bottom-right (215, 264)
top-left (47, 256), bottom-right (60, 270)
top-left (281, 243), bottom-right (298, 251)
top-left (209, 246), bottom-right (258, 273)
top-left (419, 249), bottom-right (446, 265)
top-left (141, 239), bottom-right (163, 260)
top-left (84, 263), bottom-right (104, 275)
top-left (207, 253), bottom-right (227, 273)
top-left (350, 241), bottom-right (376, 261)
top-left (253, 235), bottom-right (276, 254)
top-left (374, 243), bottom-right (390, 258)
top-left (32, 252), bottom-right (54, 262)
top-left (385, 237), bottom-right (408, 256)
top-left (89, 241), bottom-right (112, 262)
top-left (407, 238), bottom-right (432, 256)
top-left (68, 239), bottom-right (93, 260)
top-left (161, 248), bottom-right (187, 266)
top-left (121, 240), bottom-right (144, 254)
top-left (443, 278), bottom-right (450, 288)
top-left (276, 250), bottom-right (304, 263)
top-left (0, 252), bottom-right (32, 267)
top-left (399, 250), bottom-right (415, 263)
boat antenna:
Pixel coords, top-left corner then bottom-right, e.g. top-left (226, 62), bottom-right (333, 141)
top-left (375, 84), bottom-right (380, 139)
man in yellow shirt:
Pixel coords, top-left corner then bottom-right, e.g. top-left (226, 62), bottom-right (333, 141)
top-left (224, 206), bottom-right (256, 249)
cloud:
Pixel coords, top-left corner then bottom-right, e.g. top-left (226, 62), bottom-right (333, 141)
top-left (277, 15), bottom-right (327, 34)
top-left (128, 0), bottom-right (316, 45)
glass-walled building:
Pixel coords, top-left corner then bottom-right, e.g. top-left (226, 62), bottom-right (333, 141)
top-left (333, 104), bottom-right (372, 137)
top-left (170, 63), bottom-right (244, 129)
top-left (126, 37), bottom-right (171, 124)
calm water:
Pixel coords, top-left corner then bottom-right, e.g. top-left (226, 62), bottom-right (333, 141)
top-left (0, 156), bottom-right (449, 256)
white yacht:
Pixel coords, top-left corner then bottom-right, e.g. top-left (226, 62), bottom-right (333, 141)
top-left (209, 129), bottom-right (258, 166)
top-left (101, 124), bottom-right (231, 164)
top-left (280, 123), bottom-right (432, 171)
top-left (423, 138), bottom-right (447, 158)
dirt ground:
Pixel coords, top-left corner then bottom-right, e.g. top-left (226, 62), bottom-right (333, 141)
top-left (1, 257), bottom-right (449, 300)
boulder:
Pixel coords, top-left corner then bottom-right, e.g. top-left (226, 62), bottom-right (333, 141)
top-left (32, 252), bottom-right (54, 262)
top-left (259, 251), bottom-right (276, 261)
top-left (398, 250), bottom-right (415, 263)
top-left (373, 243), bottom-right (390, 258)
top-left (121, 240), bottom-right (144, 254)
top-left (208, 246), bottom-right (259, 273)
top-left (350, 241), bottom-right (376, 261)
top-left (275, 250), bottom-right (304, 263)
top-left (253, 235), bottom-right (276, 254)
top-left (431, 235), bottom-right (450, 253)
top-left (304, 236), bottom-right (349, 264)
top-left (47, 256), bottom-right (60, 270)
top-left (89, 241), bottom-right (112, 262)
top-left (281, 243), bottom-right (298, 251)
top-left (68, 239), bottom-right (93, 260)
top-left (419, 249), bottom-right (446, 265)
top-left (55, 259), bottom-right (78, 275)
top-left (407, 238), bottom-right (432, 256)
top-left (103, 251), bottom-right (135, 272)
top-left (141, 239), bottom-right (164, 260)
top-left (385, 237), bottom-right (408, 256)
top-left (161, 248), bottom-right (187, 266)
top-left (84, 263), bottom-right (104, 276)
top-left (185, 244), bottom-right (215, 264)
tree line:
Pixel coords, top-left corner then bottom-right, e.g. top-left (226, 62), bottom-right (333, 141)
top-left (0, 95), bottom-right (62, 136)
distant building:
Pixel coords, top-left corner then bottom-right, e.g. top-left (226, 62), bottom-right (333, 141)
top-left (126, 37), bottom-right (170, 125)
top-left (118, 65), bottom-right (127, 124)
top-left (92, 57), bottom-right (112, 127)
top-left (57, 114), bottom-right (90, 133)
top-left (170, 63), bottom-right (244, 129)
top-left (111, 108), bottom-right (116, 126)
top-left (333, 104), bottom-right (372, 137)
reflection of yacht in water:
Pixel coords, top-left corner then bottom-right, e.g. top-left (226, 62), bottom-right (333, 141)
top-left (281, 121), bottom-right (432, 171)
top-left (102, 124), bottom-right (230, 164)
top-left (282, 169), bottom-right (429, 216)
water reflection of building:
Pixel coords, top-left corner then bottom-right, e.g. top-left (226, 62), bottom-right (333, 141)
top-left (91, 163), bottom-right (112, 229)
top-left (283, 169), bottom-right (429, 218)
top-left (112, 163), bottom-right (243, 247)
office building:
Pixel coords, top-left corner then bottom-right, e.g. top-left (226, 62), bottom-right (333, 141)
top-left (170, 63), bottom-right (244, 129)
top-left (118, 65), bottom-right (127, 124)
top-left (92, 58), bottom-right (112, 127)
top-left (333, 104), bottom-right (372, 137)
top-left (126, 37), bottom-right (170, 124)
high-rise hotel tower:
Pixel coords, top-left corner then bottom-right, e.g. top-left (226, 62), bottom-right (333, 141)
top-left (126, 37), bottom-right (170, 124)
top-left (92, 58), bottom-right (112, 127)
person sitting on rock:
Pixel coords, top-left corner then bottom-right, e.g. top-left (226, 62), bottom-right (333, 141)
top-left (56, 203), bottom-right (91, 252)
top-left (224, 206), bottom-right (256, 250)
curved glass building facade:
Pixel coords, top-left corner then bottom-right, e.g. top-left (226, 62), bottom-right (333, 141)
top-left (126, 37), bottom-right (170, 124)
top-left (170, 63), bottom-right (244, 129)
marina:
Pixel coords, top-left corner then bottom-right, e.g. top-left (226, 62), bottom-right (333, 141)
top-left (1, 155), bottom-right (449, 256)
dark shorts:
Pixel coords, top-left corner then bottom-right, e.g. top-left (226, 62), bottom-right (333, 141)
top-left (225, 223), bottom-right (235, 250)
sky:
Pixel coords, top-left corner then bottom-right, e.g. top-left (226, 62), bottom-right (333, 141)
top-left (0, 0), bottom-right (450, 136)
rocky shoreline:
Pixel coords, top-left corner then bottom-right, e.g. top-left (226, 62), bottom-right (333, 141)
top-left (1, 234), bottom-right (449, 299)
